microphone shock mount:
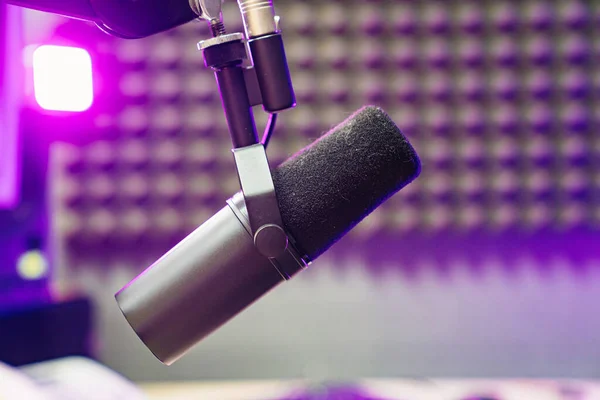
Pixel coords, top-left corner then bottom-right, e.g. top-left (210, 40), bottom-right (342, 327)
top-left (191, 0), bottom-right (308, 276)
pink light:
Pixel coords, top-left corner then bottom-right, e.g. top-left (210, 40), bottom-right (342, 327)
top-left (33, 45), bottom-right (93, 112)
top-left (0, 5), bottom-right (22, 209)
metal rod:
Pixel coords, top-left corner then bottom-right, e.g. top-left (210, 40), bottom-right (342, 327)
top-left (214, 66), bottom-right (259, 148)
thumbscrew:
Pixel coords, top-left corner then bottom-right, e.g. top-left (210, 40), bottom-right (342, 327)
top-left (210, 19), bottom-right (227, 37)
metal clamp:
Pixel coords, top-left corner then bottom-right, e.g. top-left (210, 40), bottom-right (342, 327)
top-left (227, 192), bottom-right (309, 280)
top-left (232, 144), bottom-right (289, 259)
top-left (197, 33), bottom-right (245, 51)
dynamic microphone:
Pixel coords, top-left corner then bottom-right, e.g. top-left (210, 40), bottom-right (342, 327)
top-left (115, 106), bottom-right (421, 365)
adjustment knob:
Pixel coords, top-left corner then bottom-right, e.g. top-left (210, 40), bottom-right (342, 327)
top-left (254, 224), bottom-right (288, 258)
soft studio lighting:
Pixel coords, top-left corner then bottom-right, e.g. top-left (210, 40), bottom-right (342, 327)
top-left (33, 45), bottom-right (93, 112)
top-left (16, 250), bottom-right (49, 280)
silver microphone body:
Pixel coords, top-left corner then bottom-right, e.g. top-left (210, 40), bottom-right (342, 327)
top-left (116, 193), bottom-right (302, 365)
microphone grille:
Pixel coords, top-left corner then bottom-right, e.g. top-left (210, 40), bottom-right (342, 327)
top-left (273, 106), bottom-right (421, 259)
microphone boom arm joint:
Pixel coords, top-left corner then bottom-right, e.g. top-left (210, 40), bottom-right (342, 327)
top-left (195, 0), bottom-right (305, 274)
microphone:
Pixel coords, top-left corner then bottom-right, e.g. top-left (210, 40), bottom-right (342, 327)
top-left (115, 106), bottom-right (421, 365)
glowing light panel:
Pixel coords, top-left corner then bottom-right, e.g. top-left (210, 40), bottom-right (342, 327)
top-left (16, 250), bottom-right (49, 280)
top-left (33, 45), bottom-right (93, 112)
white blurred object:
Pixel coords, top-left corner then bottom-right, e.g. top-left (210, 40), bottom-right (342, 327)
top-left (138, 378), bottom-right (600, 399)
top-left (7, 357), bottom-right (600, 400)
top-left (0, 357), bottom-right (147, 400)
top-left (0, 361), bottom-right (51, 400)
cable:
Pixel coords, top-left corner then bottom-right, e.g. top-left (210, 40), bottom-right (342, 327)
top-left (261, 113), bottom-right (278, 148)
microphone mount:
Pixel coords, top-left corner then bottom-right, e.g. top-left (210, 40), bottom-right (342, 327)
top-left (194, 0), bottom-right (307, 275)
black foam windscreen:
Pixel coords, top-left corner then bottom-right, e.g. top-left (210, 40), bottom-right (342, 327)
top-left (272, 106), bottom-right (421, 260)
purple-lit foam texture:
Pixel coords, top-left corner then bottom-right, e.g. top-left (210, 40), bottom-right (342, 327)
top-left (48, 0), bottom-right (600, 268)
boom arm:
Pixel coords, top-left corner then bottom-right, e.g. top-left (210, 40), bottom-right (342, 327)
top-left (6, 0), bottom-right (198, 38)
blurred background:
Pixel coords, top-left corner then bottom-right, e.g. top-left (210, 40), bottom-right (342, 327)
top-left (2, 0), bottom-right (600, 386)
